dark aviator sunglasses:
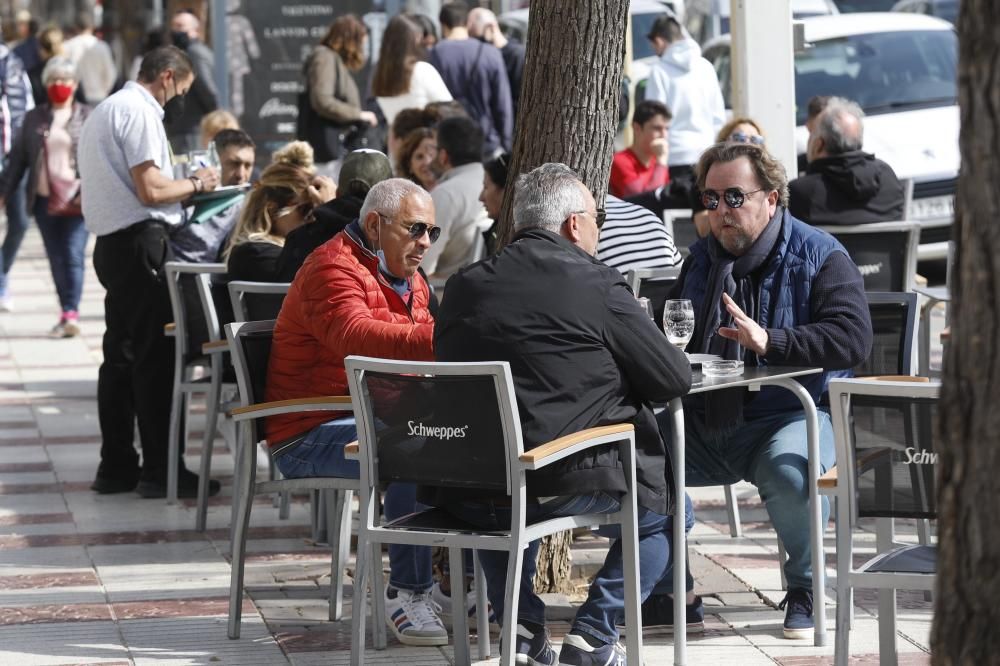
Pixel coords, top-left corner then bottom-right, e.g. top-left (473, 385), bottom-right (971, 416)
top-left (700, 188), bottom-right (764, 211)
top-left (378, 212), bottom-right (442, 244)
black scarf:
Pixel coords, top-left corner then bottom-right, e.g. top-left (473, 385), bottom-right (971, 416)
top-left (694, 208), bottom-right (784, 430)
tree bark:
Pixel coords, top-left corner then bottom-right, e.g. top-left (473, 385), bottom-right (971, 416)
top-left (932, 1), bottom-right (1000, 662)
top-left (489, 0), bottom-right (628, 593)
top-left (495, 0), bottom-right (629, 248)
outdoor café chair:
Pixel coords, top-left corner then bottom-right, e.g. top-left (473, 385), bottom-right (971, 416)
top-left (344, 355), bottom-right (644, 666)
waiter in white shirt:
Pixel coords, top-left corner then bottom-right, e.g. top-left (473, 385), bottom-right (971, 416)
top-left (78, 46), bottom-right (220, 499)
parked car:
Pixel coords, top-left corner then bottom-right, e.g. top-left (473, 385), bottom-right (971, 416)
top-left (684, 0), bottom-right (839, 46)
top-left (500, 0), bottom-right (684, 63)
top-left (891, 0), bottom-right (959, 25)
top-left (698, 13), bottom-right (958, 261)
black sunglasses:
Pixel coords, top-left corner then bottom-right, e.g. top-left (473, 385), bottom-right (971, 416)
top-left (730, 131), bottom-right (765, 146)
top-left (378, 213), bottom-right (442, 243)
top-left (700, 188), bottom-right (764, 211)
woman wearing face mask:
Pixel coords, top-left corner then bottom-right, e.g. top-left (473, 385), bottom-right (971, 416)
top-left (0, 57), bottom-right (91, 337)
top-left (224, 142), bottom-right (337, 286)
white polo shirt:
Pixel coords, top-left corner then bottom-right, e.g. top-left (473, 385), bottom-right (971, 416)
top-left (79, 81), bottom-right (182, 235)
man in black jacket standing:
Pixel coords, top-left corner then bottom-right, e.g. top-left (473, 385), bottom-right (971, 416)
top-left (789, 96), bottom-right (905, 226)
top-left (435, 163), bottom-right (692, 666)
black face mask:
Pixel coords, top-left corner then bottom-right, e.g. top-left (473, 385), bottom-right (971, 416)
top-left (171, 30), bottom-right (191, 50)
top-left (162, 80), bottom-right (186, 126)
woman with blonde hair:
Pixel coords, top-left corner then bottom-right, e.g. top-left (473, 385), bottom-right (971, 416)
top-left (716, 116), bottom-right (766, 146)
top-left (225, 142), bottom-right (336, 282)
top-left (371, 14), bottom-right (451, 127)
top-left (199, 109), bottom-right (239, 148)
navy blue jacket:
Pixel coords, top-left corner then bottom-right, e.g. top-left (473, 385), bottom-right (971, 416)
top-left (676, 208), bottom-right (872, 418)
top-left (430, 39), bottom-right (513, 155)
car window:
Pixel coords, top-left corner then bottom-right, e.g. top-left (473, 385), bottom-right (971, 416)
top-left (793, 29), bottom-right (956, 124)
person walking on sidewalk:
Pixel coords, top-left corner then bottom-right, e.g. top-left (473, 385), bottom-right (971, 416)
top-left (0, 56), bottom-right (91, 337)
top-left (78, 46), bottom-right (220, 497)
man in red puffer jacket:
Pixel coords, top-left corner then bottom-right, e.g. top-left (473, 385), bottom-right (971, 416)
top-left (265, 178), bottom-right (449, 647)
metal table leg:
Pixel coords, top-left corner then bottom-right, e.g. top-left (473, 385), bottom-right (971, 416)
top-left (669, 397), bottom-right (686, 665)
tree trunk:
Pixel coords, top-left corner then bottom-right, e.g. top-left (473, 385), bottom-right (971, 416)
top-left (495, 0), bottom-right (629, 248)
top-left (491, 0), bottom-right (627, 593)
top-left (931, 1), bottom-right (1000, 662)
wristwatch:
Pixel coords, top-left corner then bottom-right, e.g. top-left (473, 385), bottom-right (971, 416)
top-left (189, 175), bottom-right (203, 193)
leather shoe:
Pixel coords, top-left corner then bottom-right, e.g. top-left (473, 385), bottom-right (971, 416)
top-left (91, 473), bottom-right (140, 494)
top-left (137, 469), bottom-right (221, 499)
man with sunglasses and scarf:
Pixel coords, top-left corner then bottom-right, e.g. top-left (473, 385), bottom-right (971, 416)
top-left (435, 163), bottom-right (692, 666)
top-left (266, 178), bottom-right (450, 647)
top-left (648, 142), bottom-right (872, 640)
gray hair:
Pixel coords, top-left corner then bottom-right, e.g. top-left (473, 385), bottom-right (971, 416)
top-left (816, 97), bottom-right (864, 154)
top-left (360, 177), bottom-right (431, 221)
top-left (512, 163), bottom-right (588, 233)
top-left (41, 56), bottom-right (76, 85)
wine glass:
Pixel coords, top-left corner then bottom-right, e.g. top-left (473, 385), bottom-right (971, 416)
top-left (663, 299), bottom-right (695, 351)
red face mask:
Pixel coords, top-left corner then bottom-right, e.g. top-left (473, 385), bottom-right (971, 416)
top-left (47, 83), bottom-right (74, 105)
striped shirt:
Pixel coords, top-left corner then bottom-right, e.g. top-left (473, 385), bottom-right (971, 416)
top-left (597, 195), bottom-right (682, 275)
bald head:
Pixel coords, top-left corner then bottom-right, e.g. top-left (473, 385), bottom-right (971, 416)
top-left (171, 11), bottom-right (200, 39)
top-left (467, 6), bottom-right (505, 46)
top-left (808, 97), bottom-right (864, 161)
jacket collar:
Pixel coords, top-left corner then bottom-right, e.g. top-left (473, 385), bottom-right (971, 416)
top-left (510, 227), bottom-right (599, 262)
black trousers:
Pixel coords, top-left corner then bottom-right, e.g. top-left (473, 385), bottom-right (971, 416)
top-left (93, 221), bottom-right (176, 482)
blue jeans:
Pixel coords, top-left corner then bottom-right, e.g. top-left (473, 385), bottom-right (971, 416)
top-left (0, 177), bottom-right (29, 295)
top-left (34, 197), bottom-right (88, 313)
top-left (655, 408), bottom-right (835, 592)
top-left (446, 493), bottom-right (692, 644)
top-left (274, 417), bottom-right (434, 592)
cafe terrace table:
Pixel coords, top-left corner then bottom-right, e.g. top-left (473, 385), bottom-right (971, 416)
top-left (666, 366), bottom-right (825, 665)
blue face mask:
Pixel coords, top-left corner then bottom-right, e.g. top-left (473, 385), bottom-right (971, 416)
top-left (376, 222), bottom-right (402, 280)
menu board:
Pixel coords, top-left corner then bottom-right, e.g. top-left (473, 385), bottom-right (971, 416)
top-left (227, 1), bottom-right (375, 151)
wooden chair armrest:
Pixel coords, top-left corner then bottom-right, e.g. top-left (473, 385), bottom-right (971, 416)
top-left (818, 466), bottom-right (838, 490)
top-left (940, 327), bottom-right (951, 342)
top-left (344, 441), bottom-right (359, 459)
top-left (230, 396), bottom-right (352, 420)
top-left (164, 322), bottom-right (176, 336)
top-left (519, 424), bottom-right (634, 467)
top-left (202, 339), bottom-right (230, 354)
top-left (870, 375), bottom-right (930, 383)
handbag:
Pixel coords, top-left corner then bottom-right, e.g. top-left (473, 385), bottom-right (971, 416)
top-left (43, 143), bottom-right (82, 218)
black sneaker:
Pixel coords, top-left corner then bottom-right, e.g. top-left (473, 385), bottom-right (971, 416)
top-left (617, 593), bottom-right (705, 635)
top-left (557, 633), bottom-right (625, 666)
top-left (778, 587), bottom-right (814, 639)
top-left (136, 468), bottom-right (221, 499)
top-left (513, 622), bottom-right (557, 665)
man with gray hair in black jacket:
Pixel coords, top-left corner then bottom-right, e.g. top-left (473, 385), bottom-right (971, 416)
top-left (434, 163), bottom-right (692, 666)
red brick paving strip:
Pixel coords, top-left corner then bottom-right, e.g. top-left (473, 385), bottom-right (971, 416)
top-left (0, 512), bottom-right (73, 527)
top-left (0, 570), bottom-right (99, 590)
top-left (0, 524), bottom-right (337, 550)
top-left (775, 654), bottom-right (930, 665)
top-left (0, 461), bottom-right (52, 472)
top-left (0, 603), bottom-right (113, 625)
top-left (0, 598), bottom-right (255, 625)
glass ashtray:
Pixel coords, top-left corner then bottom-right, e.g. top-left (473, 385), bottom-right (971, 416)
top-left (702, 360), bottom-right (745, 377)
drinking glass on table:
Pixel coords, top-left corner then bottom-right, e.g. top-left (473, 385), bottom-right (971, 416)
top-left (663, 299), bottom-right (695, 351)
top-left (637, 297), bottom-right (654, 320)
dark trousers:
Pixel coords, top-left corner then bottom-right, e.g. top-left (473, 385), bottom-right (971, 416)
top-left (93, 221), bottom-right (176, 481)
top-left (0, 176), bottom-right (29, 293)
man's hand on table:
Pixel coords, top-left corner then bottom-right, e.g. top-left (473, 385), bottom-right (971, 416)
top-left (717, 293), bottom-right (769, 356)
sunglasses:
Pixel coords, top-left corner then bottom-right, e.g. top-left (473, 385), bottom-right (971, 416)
top-left (729, 131), bottom-right (765, 146)
top-left (701, 188), bottom-right (764, 211)
top-left (378, 212), bottom-right (442, 243)
top-left (571, 208), bottom-right (607, 229)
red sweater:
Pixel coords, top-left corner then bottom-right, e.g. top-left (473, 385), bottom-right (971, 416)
top-left (609, 148), bottom-right (670, 198)
top-left (265, 229), bottom-right (434, 444)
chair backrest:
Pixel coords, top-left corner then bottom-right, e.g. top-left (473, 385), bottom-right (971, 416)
top-left (625, 266), bottom-right (681, 325)
top-left (165, 262), bottom-right (228, 360)
top-left (664, 209), bottom-right (697, 257)
top-left (819, 221), bottom-right (920, 292)
top-left (225, 320), bottom-right (276, 443)
top-left (227, 280), bottom-right (291, 323)
top-left (829, 378), bottom-right (939, 523)
top-left (858, 292), bottom-right (918, 377)
top-left (344, 356), bottom-right (523, 497)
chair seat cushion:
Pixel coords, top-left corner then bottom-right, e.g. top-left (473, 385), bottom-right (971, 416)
top-left (385, 507), bottom-right (510, 536)
top-left (863, 544), bottom-right (936, 575)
